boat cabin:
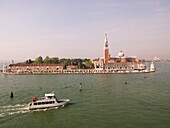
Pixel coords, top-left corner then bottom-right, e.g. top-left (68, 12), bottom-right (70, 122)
top-left (45, 93), bottom-right (56, 99)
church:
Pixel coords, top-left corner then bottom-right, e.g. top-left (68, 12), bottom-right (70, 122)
top-left (2, 34), bottom-right (155, 74)
top-left (93, 34), bottom-right (147, 73)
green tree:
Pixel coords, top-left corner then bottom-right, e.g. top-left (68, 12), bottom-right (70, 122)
top-left (83, 58), bottom-right (90, 62)
top-left (51, 57), bottom-right (59, 64)
top-left (84, 60), bottom-right (94, 69)
top-left (34, 56), bottom-right (43, 64)
top-left (60, 58), bottom-right (71, 69)
top-left (71, 59), bottom-right (83, 65)
top-left (44, 56), bottom-right (51, 64)
top-left (25, 59), bottom-right (34, 64)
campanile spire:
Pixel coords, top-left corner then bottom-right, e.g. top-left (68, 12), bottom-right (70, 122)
top-left (104, 33), bottom-right (109, 64)
top-left (104, 33), bottom-right (108, 49)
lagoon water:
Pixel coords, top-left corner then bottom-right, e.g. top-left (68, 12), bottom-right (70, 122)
top-left (0, 62), bottom-right (170, 128)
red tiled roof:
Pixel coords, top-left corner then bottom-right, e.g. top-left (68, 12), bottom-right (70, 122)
top-left (10, 63), bottom-right (63, 67)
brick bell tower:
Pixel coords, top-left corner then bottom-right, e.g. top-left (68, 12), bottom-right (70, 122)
top-left (104, 33), bottom-right (109, 64)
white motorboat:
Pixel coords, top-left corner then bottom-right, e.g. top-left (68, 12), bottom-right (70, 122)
top-left (28, 92), bottom-right (70, 110)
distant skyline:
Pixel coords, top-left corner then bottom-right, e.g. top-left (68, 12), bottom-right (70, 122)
top-left (0, 0), bottom-right (170, 61)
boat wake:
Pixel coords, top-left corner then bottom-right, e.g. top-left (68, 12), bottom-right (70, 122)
top-left (0, 104), bottom-right (62, 118)
top-left (0, 104), bottom-right (29, 118)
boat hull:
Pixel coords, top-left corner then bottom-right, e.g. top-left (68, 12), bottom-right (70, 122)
top-left (28, 99), bottom-right (70, 110)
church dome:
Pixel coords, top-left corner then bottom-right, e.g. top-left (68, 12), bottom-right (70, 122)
top-left (118, 51), bottom-right (125, 57)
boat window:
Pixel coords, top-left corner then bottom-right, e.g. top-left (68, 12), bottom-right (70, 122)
top-left (42, 102), bottom-right (45, 105)
top-left (52, 101), bottom-right (55, 104)
top-left (48, 96), bottom-right (52, 99)
top-left (49, 101), bottom-right (53, 104)
top-left (38, 102), bottom-right (41, 105)
top-left (34, 103), bottom-right (37, 105)
top-left (30, 103), bottom-right (32, 106)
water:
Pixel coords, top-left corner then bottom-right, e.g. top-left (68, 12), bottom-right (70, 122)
top-left (0, 62), bottom-right (170, 128)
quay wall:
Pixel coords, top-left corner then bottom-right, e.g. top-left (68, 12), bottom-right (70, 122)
top-left (2, 69), bottom-right (153, 75)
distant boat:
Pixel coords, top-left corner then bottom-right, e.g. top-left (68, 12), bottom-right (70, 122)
top-left (28, 92), bottom-right (70, 110)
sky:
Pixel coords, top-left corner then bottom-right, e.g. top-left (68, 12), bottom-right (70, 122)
top-left (0, 0), bottom-right (170, 61)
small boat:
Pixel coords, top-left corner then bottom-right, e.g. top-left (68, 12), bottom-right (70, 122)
top-left (28, 92), bottom-right (70, 110)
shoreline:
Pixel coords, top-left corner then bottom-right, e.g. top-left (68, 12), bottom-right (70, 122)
top-left (2, 70), bottom-right (154, 75)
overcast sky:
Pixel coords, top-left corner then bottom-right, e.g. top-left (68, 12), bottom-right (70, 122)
top-left (0, 0), bottom-right (170, 61)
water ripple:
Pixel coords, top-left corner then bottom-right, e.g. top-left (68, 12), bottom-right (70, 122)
top-left (0, 104), bottom-right (29, 118)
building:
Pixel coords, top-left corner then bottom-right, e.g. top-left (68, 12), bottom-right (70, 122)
top-left (93, 34), bottom-right (147, 72)
top-left (2, 34), bottom-right (155, 74)
top-left (66, 65), bottom-right (79, 70)
top-left (7, 63), bottom-right (64, 73)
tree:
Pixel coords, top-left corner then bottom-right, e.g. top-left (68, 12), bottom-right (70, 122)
top-left (83, 58), bottom-right (90, 62)
top-left (71, 59), bottom-right (83, 65)
top-left (60, 58), bottom-right (71, 69)
top-left (51, 57), bottom-right (59, 64)
top-left (34, 56), bottom-right (43, 64)
top-left (26, 59), bottom-right (34, 64)
top-left (44, 56), bottom-right (50, 64)
top-left (44, 56), bottom-right (59, 64)
top-left (84, 60), bottom-right (94, 69)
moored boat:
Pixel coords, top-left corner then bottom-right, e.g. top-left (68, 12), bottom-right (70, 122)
top-left (28, 92), bottom-right (70, 110)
